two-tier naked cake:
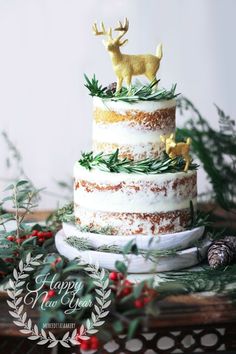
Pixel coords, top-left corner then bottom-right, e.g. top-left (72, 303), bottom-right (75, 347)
top-left (74, 98), bottom-right (197, 236)
top-left (56, 19), bottom-right (207, 273)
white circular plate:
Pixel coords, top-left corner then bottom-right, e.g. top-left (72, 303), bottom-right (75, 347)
top-left (63, 222), bottom-right (205, 251)
top-left (55, 229), bottom-right (210, 273)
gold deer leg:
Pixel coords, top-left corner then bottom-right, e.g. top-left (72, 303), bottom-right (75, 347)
top-left (125, 75), bottom-right (132, 94)
top-left (184, 157), bottom-right (190, 172)
top-left (145, 73), bottom-right (157, 90)
top-left (116, 77), bottom-right (123, 92)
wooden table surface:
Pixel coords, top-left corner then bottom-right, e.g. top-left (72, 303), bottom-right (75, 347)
top-left (0, 289), bottom-right (236, 353)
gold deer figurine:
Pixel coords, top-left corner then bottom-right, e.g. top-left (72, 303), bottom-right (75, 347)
top-left (92, 18), bottom-right (163, 92)
top-left (160, 133), bottom-right (192, 172)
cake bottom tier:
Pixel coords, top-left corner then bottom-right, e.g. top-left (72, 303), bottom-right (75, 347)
top-left (74, 206), bottom-right (191, 235)
top-left (74, 165), bottom-right (197, 236)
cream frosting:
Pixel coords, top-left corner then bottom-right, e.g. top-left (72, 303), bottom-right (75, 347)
top-left (74, 205), bottom-right (189, 235)
top-left (93, 122), bottom-right (174, 145)
top-left (93, 97), bottom-right (176, 115)
top-left (74, 164), bottom-right (197, 214)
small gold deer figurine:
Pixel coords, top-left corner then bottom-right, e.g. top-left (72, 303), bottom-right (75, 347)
top-left (93, 18), bottom-right (163, 92)
top-left (160, 133), bottom-right (192, 172)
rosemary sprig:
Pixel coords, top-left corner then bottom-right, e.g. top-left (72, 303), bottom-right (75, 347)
top-left (66, 236), bottom-right (179, 263)
top-left (156, 265), bottom-right (236, 295)
top-left (66, 236), bottom-right (92, 250)
top-left (84, 74), bottom-right (179, 102)
top-left (188, 201), bottom-right (211, 229)
top-left (84, 74), bottom-right (107, 97)
top-left (79, 150), bottom-right (198, 174)
top-left (78, 225), bottom-right (115, 235)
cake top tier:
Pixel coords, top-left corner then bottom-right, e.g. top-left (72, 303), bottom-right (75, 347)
top-left (92, 97), bottom-right (176, 160)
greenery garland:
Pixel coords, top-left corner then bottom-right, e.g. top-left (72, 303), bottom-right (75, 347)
top-left (84, 74), bottom-right (179, 102)
top-left (65, 236), bottom-right (179, 263)
top-left (79, 150), bottom-right (198, 174)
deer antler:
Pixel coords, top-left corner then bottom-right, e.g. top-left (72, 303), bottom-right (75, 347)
top-left (92, 22), bottom-right (112, 39)
top-left (114, 18), bottom-right (129, 42)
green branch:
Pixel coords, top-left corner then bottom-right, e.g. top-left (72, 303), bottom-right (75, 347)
top-left (79, 150), bottom-right (198, 174)
top-left (84, 74), bottom-right (179, 102)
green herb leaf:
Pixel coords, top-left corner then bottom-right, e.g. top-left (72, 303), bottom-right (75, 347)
top-left (115, 261), bottom-right (127, 274)
top-left (127, 318), bottom-right (141, 339)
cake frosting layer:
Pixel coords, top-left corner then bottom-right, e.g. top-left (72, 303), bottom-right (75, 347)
top-left (92, 97), bottom-right (176, 160)
top-left (74, 163), bottom-right (197, 235)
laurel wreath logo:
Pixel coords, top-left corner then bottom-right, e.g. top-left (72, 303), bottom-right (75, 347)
top-left (7, 253), bottom-right (111, 348)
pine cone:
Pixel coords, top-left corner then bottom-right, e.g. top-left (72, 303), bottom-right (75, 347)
top-left (208, 236), bottom-right (236, 269)
top-left (105, 82), bottom-right (117, 94)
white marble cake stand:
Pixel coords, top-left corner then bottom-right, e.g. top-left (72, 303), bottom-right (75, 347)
top-left (55, 228), bottom-right (210, 273)
top-left (62, 222), bottom-right (205, 251)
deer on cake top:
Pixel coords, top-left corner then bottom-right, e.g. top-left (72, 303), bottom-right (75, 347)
top-left (92, 18), bottom-right (163, 92)
top-left (160, 133), bottom-right (192, 172)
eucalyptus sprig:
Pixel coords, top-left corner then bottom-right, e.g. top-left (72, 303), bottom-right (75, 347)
top-left (84, 74), bottom-right (179, 102)
top-left (79, 150), bottom-right (198, 174)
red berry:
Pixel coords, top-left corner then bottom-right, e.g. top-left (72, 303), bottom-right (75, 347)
top-left (109, 271), bottom-right (118, 281)
top-left (124, 279), bottom-right (132, 286)
top-left (121, 287), bottom-right (132, 297)
top-left (48, 290), bottom-right (56, 297)
top-left (38, 238), bottom-right (44, 243)
top-left (16, 239), bottom-right (22, 244)
top-left (37, 231), bottom-right (44, 237)
top-left (7, 236), bottom-right (15, 242)
top-left (90, 336), bottom-right (99, 349)
top-left (55, 257), bottom-right (62, 264)
top-left (134, 298), bottom-right (145, 308)
top-left (117, 279), bottom-right (133, 298)
top-left (143, 297), bottom-right (150, 305)
top-left (5, 258), bottom-right (14, 263)
top-left (43, 289), bottom-right (56, 302)
top-left (80, 341), bottom-right (90, 350)
top-left (90, 335), bottom-right (98, 343)
top-left (45, 231), bottom-right (53, 238)
top-left (91, 341), bottom-right (99, 349)
top-left (32, 230), bottom-right (38, 236)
